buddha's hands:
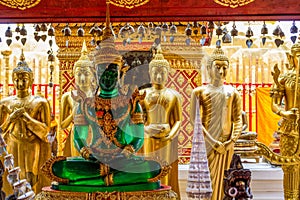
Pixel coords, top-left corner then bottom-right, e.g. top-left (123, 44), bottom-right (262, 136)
top-left (9, 107), bottom-right (25, 122)
top-left (280, 108), bottom-right (299, 135)
top-left (223, 140), bottom-right (235, 151)
top-left (214, 141), bottom-right (226, 154)
top-left (145, 124), bottom-right (170, 138)
top-left (121, 145), bottom-right (135, 158)
top-left (280, 108), bottom-right (299, 121)
top-left (80, 147), bottom-right (92, 160)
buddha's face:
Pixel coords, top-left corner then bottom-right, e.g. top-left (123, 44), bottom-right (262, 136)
top-left (74, 66), bottom-right (93, 89)
top-left (150, 66), bottom-right (168, 86)
top-left (12, 72), bottom-right (32, 91)
top-left (97, 63), bottom-right (119, 91)
top-left (209, 60), bottom-right (228, 83)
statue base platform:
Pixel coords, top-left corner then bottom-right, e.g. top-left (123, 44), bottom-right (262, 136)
top-left (35, 185), bottom-right (178, 200)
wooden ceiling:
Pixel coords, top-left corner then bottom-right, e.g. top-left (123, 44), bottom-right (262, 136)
top-left (0, 0), bottom-right (300, 23)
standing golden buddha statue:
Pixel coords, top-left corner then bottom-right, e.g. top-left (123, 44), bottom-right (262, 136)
top-left (270, 43), bottom-right (300, 200)
top-left (190, 47), bottom-right (243, 200)
top-left (60, 40), bottom-right (96, 157)
top-left (0, 50), bottom-right (51, 193)
top-left (140, 45), bottom-right (183, 198)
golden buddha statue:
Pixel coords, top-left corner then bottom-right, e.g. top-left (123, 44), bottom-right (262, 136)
top-left (190, 47), bottom-right (243, 200)
top-left (0, 50), bottom-right (51, 193)
top-left (140, 45), bottom-right (183, 198)
top-left (270, 43), bottom-right (300, 199)
top-left (60, 40), bottom-right (96, 157)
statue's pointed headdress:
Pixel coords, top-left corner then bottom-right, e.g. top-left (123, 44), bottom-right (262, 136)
top-left (74, 40), bottom-right (93, 71)
top-left (207, 47), bottom-right (229, 69)
top-left (149, 45), bottom-right (170, 71)
top-left (94, 2), bottom-right (122, 66)
top-left (12, 49), bottom-right (33, 78)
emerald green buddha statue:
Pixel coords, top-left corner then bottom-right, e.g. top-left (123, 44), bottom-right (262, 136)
top-left (42, 13), bottom-right (169, 193)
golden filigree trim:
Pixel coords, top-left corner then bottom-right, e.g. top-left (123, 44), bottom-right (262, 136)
top-left (92, 124), bottom-right (123, 150)
top-left (131, 113), bottom-right (144, 124)
top-left (255, 142), bottom-right (300, 165)
top-left (35, 186), bottom-right (177, 200)
top-left (100, 163), bottom-right (110, 176)
top-left (92, 147), bottom-right (122, 154)
top-left (83, 96), bottom-right (131, 149)
top-left (80, 147), bottom-right (92, 160)
top-left (108, 0), bottom-right (150, 9)
top-left (41, 156), bottom-right (69, 184)
top-left (104, 173), bottom-right (114, 186)
top-left (94, 95), bottom-right (130, 111)
top-left (121, 145), bottom-right (135, 158)
top-left (146, 157), bottom-right (171, 183)
top-left (131, 89), bottom-right (146, 115)
top-left (214, 0), bottom-right (255, 8)
top-left (0, 0), bottom-right (41, 10)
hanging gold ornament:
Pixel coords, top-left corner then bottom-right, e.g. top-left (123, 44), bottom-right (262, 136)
top-left (108, 0), bottom-right (149, 9)
top-left (214, 0), bottom-right (255, 8)
top-left (0, 0), bottom-right (41, 10)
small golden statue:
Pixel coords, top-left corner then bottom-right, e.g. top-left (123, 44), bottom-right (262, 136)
top-left (140, 45), bottom-right (183, 198)
top-left (234, 111), bottom-right (259, 162)
top-left (0, 50), bottom-right (51, 193)
top-left (190, 47), bottom-right (243, 200)
top-left (60, 40), bottom-right (96, 157)
top-left (270, 43), bottom-right (300, 199)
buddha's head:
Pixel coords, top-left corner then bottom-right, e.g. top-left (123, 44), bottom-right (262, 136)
top-left (207, 47), bottom-right (229, 84)
top-left (149, 45), bottom-right (170, 87)
top-left (291, 43), bottom-right (300, 57)
top-left (73, 40), bottom-right (95, 91)
top-left (12, 50), bottom-right (34, 92)
top-left (93, 9), bottom-right (131, 94)
top-left (287, 43), bottom-right (300, 71)
top-left (94, 32), bottom-right (123, 93)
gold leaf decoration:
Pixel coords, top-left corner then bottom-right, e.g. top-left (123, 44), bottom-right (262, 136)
top-left (0, 0), bottom-right (41, 10)
top-left (108, 0), bottom-right (149, 9)
top-left (214, 0), bottom-right (255, 8)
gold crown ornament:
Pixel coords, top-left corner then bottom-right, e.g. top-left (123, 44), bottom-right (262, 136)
top-left (94, 2), bottom-right (122, 67)
top-left (207, 47), bottom-right (229, 69)
top-left (74, 40), bottom-right (94, 72)
top-left (12, 49), bottom-right (33, 79)
top-left (149, 45), bottom-right (170, 71)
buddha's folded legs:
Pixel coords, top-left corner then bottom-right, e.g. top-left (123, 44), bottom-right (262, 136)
top-left (51, 156), bottom-right (161, 186)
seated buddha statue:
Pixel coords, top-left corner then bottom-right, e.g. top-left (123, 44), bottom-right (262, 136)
top-left (234, 111), bottom-right (258, 157)
top-left (239, 111), bottom-right (257, 140)
top-left (42, 18), bottom-right (169, 192)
